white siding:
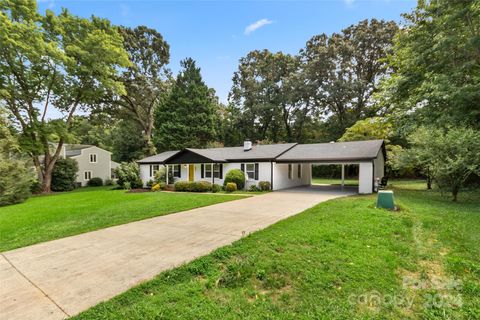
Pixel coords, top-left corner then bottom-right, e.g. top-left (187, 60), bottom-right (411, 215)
top-left (359, 162), bottom-right (373, 194)
top-left (373, 151), bottom-right (385, 180)
top-left (272, 162), bottom-right (311, 190)
top-left (140, 162), bottom-right (275, 190)
top-left (71, 146), bottom-right (113, 186)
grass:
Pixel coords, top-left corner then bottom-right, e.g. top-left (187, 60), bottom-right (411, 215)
top-left (312, 177), bottom-right (359, 186)
top-left (74, 181), bottom-right (480, 319)
top-left (0, 186), bottom-right (244, 252)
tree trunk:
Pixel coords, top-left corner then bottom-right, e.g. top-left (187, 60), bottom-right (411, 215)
top-left (143, 121), bottom-right (157, 156)
top-left (452, 186), bottom-right (459, 202)
top-left (426, 176), bottom-right (432, 190)
top-left (41, 165), bottom-right (53, 193)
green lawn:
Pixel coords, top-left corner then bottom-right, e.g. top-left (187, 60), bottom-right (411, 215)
top-left (74, 181), bottom-right (480, 319)
top-left (312, 177), bottom-right (359, 186)
top-left (0, 187), bottom-right (244, 252)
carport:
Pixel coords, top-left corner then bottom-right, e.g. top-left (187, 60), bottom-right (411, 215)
top-left (275, 140), bottom-right (386, 194)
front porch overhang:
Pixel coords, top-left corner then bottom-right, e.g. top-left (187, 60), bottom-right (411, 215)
top-left (163, 149), bottom-right (226, 165)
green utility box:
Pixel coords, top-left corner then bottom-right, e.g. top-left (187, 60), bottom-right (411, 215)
top-left (376, 190), bottom-right (395, 210)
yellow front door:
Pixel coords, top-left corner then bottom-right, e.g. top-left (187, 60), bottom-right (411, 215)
top-left (188, 164), bottom-right (195, 181)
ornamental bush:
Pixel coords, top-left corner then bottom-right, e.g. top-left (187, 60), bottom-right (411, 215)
top-left (258, 181), bottom-right (271, 191)
top-left (51, 158), bottom-right (79, 192)
top-left (225, 182), bottom-right (237, 192)
top-left (151, 183), bottom-right (161, 192)
top-left (174, 181), bottom-right (189, 192)
top-left (212, 183), bottom-right (222, 193)
top-left (115, 162), bottom-right (141, 189)
top-left (224, 169), bottom-right (245, 190)
top-left (0, 157), bottom-right (33, 206)
top-left (87, 177), bottom-right (103, 187)
top-left (191, 181), bottom-right (211, 192)
top-left (174, 181), bottom-right (212, 192)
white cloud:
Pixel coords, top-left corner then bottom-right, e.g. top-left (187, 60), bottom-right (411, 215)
top-left (244, 18), bottom-right (273, 35)
top-left (344, 0), bottom-right (355, 6)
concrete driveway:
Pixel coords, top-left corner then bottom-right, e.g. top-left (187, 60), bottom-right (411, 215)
top-left (0, 186), bottom-right (354, 319)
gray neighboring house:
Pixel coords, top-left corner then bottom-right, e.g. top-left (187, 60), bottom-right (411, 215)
top-left (62, 144), bottom-right (119, 186)
top-left (137, 140), bottom-right (386, 194)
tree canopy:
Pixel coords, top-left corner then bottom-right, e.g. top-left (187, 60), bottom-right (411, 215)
top-left (104, 25), bottom-right (171, 156)
top-left (0, 0), bottom-right (129, 192)
top-left (379, 0), bottom-right (480, 129)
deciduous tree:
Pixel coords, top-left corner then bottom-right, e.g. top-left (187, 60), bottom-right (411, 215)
top-left (0, 0), bottom-right (129, 192)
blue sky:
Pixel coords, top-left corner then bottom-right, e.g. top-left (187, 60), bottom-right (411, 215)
top-left (38, 0), bottom-right (416, 103)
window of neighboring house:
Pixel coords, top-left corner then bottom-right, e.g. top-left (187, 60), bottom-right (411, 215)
top-left (84, 171), bottom-right (92, 180)
top-left (111, 169), bottom-right (116, 179)
top-left (89, 153), bottom-right (97, 163)
top-left (288, 164), bottom-right (292, 179)
top-left (150, 164), bottom-right (160, 177)
top-left (246, 163), bottom-right (255, 180)
top-left (297, 164), bottom-right (302, 179)
top-left (169, 164), bottom-right (181, 178)
top-left (205, 164), bottom-right (220, 178)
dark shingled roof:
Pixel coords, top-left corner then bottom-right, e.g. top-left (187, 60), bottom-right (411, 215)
top-left (187, 143), bottom-right (297, 162)
top-left (136, 140), bottom-right (385, 164)
top-left (65, 144), bottom-right (94, 157)
top-left (276, 140), bottom-right (385, 162)
top-left (136, 150), bottom-right (180, 164)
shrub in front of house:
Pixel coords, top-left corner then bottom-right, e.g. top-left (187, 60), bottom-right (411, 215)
top-left (115, 162), bottom-right (141, 189)
top-left (151, 183), bottom-right (161, 192)
top-left (212, 183), bottom-right (222, 193)
top-left (258, 181), bottom-right (271, 191)
top-left (51, 158), bottom-right (79, 192)
top-left (174, 181), bottom-right (189, 192)
top-left (154, 167), bottom-right (173, 184)
top-left (104, 178), bottom-right (115, 186)
top-left (175, 181), bottom-right (212, 192)
top-left (249, 184), bottom-right (260, 192)
top-left (194, 181), bottom-right (212, 192)
top-left (87, 177), bottom-right (103, 187)
top-left (225, 182), bottom-right (237, 192)
top-left (224, 169), bottom-right (245, 190)
top-left (146, 179), bottom-right (154, 188)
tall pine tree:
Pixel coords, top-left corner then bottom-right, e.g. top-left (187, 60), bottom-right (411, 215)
top-left (154, 58), bottom-right (217, 151)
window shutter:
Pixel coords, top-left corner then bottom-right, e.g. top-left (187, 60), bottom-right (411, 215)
top-left (149, 165), bottom-right (152, 177)
top-left (241, 163), bottom-right (245, 172)
top-left (254, 163), bottom-right (259, 180)
top-left (219, 164), bottom-right (223, 179)
top-left (178, 165), bottom-right (181, 178)
top-left (201, 164), bottom-right (204, 178)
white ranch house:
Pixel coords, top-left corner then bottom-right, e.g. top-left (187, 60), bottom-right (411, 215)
top-left (137, 140), bottom-right (386, 194)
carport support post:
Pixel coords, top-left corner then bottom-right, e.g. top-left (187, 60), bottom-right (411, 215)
top-left (341, 164), bottom-right (345, 188)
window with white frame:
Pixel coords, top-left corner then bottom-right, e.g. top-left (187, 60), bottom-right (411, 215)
top-left (150, 164), bottom-right (160, 177)
top-left (297, 164), bottom-right (302, 179)
top-left (89, 153), bottom-right (97, 163)
top-left (288, 164), bottom-right (293, 179)
top-left (169, 164), bottom-right (181, 178)
top-left (84, 171), bottom-right (92, 180)
top-left (205, 164), bottom-right (220, 178)
top-left (246, 163), bottom-right (255, 180)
